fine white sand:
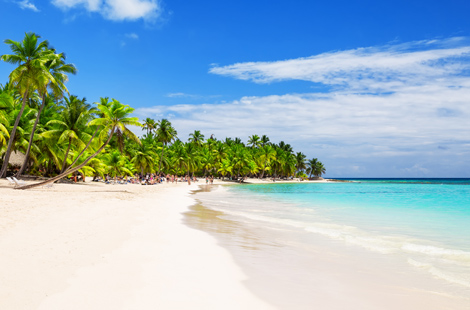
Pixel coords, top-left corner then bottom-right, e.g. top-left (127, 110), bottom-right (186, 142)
top-left (0, 179), bottom-right (274, 310)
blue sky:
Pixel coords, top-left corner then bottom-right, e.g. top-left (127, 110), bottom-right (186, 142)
top-left (1, 0), bottom-right (470, 177)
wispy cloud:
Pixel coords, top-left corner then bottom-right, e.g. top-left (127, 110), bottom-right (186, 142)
top-left (125, 32), bottom-right (139, 39)
top-left (135, 38), bottom-right (470, 177)
top-left (210, 38), bottom-right (470, 93)
top-left (17, 0), bottom-right (39, 12)
top-left (51, 0), bottom-right (162, 22)
top-left (166, 92), bottom-right (202, 99)
top-left (166, 92), bottom-right (221, 100)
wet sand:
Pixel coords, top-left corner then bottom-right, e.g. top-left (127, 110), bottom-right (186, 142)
top-left (186, 184), bottom-right (470, 310)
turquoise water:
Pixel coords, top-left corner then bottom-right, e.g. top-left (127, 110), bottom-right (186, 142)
top-left (197, 179), bottom-right (470, 290)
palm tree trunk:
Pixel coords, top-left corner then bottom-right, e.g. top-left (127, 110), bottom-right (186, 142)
top-left (60, 138), bottom-right (72, 173)
top-left (158, 144), bottom-right (165, 174)
top-left (0, 89), bottom-right (29, 178)
top-left (68, 126), bottom-right (100, 169)
top-left (260, 159), bottom-right (267, 179)
top-left (17, 92), bottom-right (47, 177)
top-left (17, 127), bottom-right (115, 190)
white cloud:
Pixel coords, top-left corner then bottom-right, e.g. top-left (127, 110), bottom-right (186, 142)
top-left (17, 0), bottom-right (39, 11)
top-left (125, 33), bottom-right (139, 39)
top-left (134, 83), bottom-right (470, 176)
top-left (210, 38), bottom-right (470, 93)
top-left (166, 92), bottom-right (221, 100)
top-left (166, 92), bottom-right (197, 98)
top-left (135, 38), bottom-right (470, 177)
top-left (51, 0), bottom-right (161, 21)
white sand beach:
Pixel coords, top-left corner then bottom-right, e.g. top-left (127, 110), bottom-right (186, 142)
top-left (2, 178), bottom-right (469, 310)
top-left (0, 179), bottom-right (273, 310)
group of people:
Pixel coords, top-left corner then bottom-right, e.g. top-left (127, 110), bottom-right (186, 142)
top-left (91, 173), bottom-right (216, 186)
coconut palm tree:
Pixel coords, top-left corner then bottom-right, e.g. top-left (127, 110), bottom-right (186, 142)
top-left (67, 96), bottom-right (109, 169)
top-left (228, 144), bottom-right (251, 178)
top-left (198, 147), bottom-right (213, 176)
top-left (17, 50), bottom-right (77, 176)
top-left (0, 32), bottom-right (56, 177)
top-left (218, 158), bottom-right (232, 180)
top-left (260, 135), bottom-right (270, 147)
top-left (295, 152), bottom-right (307, 174)
top-left (247, 134), bottom-right (260, 148)
top-left (18, 98), bottom-right (141, 189)
top-left (156, 118), bottom-right (177, 174)
top-left (259, 144), bottom-right (276, 178)
top-left (103, 149), bottom-right (133, 179)
top-left (313, 161), bottom-right (326, 177)
top-left (43, 95), bottom-right (92, 173)
top-left (142, 118), bottom-right (156, 135)
top-left (131, 142), bottom-right (157, 175)
top-left (5, 104), bottom-right (37, 155)
top-left (187, 141), bottom-right (204, 176)
top-left (0, 84), bottom-right (13, 148)
top-left (170, 139), bottom-right (187, 175)
top-left (188, 130), bottom-right (204, 147)
top-left (306, 158), bottom-right (318, 178)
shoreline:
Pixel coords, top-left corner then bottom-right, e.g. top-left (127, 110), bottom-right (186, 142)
top-left (2, 178), bottom-right (468, 309)
top-left (0, 179), bottom-right (273, 310)
top-left (188, 183), bottom-right (470, 310)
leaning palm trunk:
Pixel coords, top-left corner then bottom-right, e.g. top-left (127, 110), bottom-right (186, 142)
top-left (68, 126), bottom-right (100, 169)
top-left (17, 93), bottom-right (47, 177)
top-left (17, 127), bottom-right (115, 190)
top-left (60, 137), bottom-right (73, 173)
top-left (0, 89), bottom-right (29, 178)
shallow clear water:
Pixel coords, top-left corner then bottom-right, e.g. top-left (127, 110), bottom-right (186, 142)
top-left (197, 179), bottom-right (470, 290)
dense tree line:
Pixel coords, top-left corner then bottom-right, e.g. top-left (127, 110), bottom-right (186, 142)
top-left (0, 33), bottom-right (326, 188)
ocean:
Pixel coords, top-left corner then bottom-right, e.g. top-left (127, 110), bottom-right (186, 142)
top-left (190, 178), bottom-right (470, 308)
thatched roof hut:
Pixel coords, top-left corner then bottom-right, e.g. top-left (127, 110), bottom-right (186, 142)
top-left (8, 151), bottom-right (26, 167)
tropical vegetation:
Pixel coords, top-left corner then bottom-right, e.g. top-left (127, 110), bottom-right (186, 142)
top-left (0, 33), bottom-right (326, 189)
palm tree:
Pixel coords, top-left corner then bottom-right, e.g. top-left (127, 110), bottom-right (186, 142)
top-left (170, 139), bottom-right (187, 175)
top-left (188, 130), bottom-right (204, 147)
top-left (295, 152), bottom-right (307, 174)
top-left (3, 104), bottom-right (37, 163)
top-left (18, 99), bottom-right (141, 189)
top-left (234, 137), bottom-right (243, 146)
top-left (155, 118), bottom-right (177, 174)
top-left (17, 50), bottom-right (77, 176)
top-left (67, 96), bottom-right (109, 169)
top-left (103, 149), bottom-right (133, 179)
top-left (131, 142), bottom-right (156, 175)
top-left (260, 135), bottom-right (270, 147)
top-left (142, 118), bottom-right (156, 135)
top-left (185, 142), bottom-right (199, 176)
top-left (44, 95), bottom-right (92, 173)
top-left (211, 140), bottom-right (227, 172)
top-left (198, 147), bottom-right (213, 176)
top-left (306, 158), bottom-right (318, 178)
top-left (218, 158), bottom-right (232, 180)
top-left (247, 134), bottom-right (260, 148)
top-left (278, 141), bottom-right (293, 153)
top-left (259, 144), bottom-right (276, 178)
top-left (0, 32), bottom-right (56, 177)
top-left (0, 84), bottom-right (13, 148)
top-left (34, 98), bottom-right (62, 175)
top-left (230, 144), bottom-right (250, 178)
top-left (313, 161), bottom-right (326, 177)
